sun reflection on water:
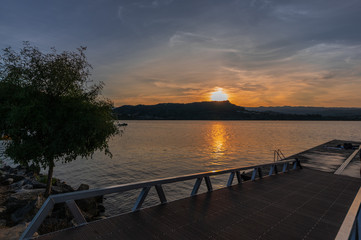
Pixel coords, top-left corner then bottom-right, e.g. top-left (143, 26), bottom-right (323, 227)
top-left (208, 122), bottom-right (229, 166)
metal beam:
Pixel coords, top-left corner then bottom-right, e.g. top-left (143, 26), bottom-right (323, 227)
top-left (251, 168), bottom-right (258, 181)
top-left (236, 171), bottom-right (242, 184)
top-left (155, 184), bottom-right (167, 204)
top-left (269, 165), bottom-right (275, 176)
top-left (204, 176), bottom-right (213, 192)
top-left (132, 186), bottom-right (151, 212)
top-left (191, 177), bottom-right (202, 196)
top-left (227, 172), bottom-right (235, 187)
top-left (66, 200), bottom-right (87, 225)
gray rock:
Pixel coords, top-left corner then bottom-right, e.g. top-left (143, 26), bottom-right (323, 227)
top-left (10, 180), bottom-right (24, 189)
top-left (51, 186), bottom-right (70, 194)
top-left (29, 179), bottom-right (46, 189)
top-left (0, 222), bottom-right (29, 240)
top-left (0, 206), bottom-right (6, 214)
top-left (4, 174), bottom-right (24, 183)
top-left (22, 184), bottom-right (33, 190)
top-left (4, 178), bottom-right (14, 185)
top-left (7, 191), bottom-right (45, 224)
top-left (77, 184), bottom-right (89, 191)
top-left (0, 219), bottom-right (6, 227)
top-left (11, 200), bottom-right (36, 223)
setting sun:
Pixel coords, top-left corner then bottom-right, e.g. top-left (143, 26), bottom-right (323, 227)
top-left (210, 88), bottom-right (228, 101)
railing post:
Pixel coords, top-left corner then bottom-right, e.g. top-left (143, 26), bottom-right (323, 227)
top-left (251, 168), bottom-right (258, 181)
top-left (66, 200), bottom-right (87, 225)
top-left (191, 177), bottom-right (203, 196)
top-left (227, 172), bottom-right (235, 187)
top-left (236, 171), bottom-right (242, 184)
top-left (269, 164), bottom-right (275, 176)
top-left (132, 186), bottom-right (151, 212)
top-left (204, 176), bottom-right (213, 192)
top-left (155, 184), bottom-right (167, 204)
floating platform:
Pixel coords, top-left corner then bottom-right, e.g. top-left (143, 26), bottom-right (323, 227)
top-left (23, 139), bottom-right (361, 240)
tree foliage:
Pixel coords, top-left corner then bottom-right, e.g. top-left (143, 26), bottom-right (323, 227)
top-left (0, 42), bottom-right (119, 195)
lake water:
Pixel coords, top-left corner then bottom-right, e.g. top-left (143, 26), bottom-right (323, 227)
top-left (3, 121), bottom-right (361, 215)
top-left (51, 120), bottom-right (361, 215)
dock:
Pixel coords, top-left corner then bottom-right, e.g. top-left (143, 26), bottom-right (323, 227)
top-left (21, 140), bottom-right (361, 240)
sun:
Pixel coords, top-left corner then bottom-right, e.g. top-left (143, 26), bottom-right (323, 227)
top-left (210, 88), bottom-right (228, 101)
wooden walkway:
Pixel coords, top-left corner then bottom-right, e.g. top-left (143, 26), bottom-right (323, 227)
top-left (36, 169), bottom-right (361, 240)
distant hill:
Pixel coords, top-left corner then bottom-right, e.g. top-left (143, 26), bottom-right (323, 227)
top-left (113, 101), bottom-right (361, 120)
top-left (245, 106), bottom-right (361, 117)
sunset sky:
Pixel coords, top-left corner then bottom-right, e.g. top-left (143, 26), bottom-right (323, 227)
top-left (1, 0), bottom-right (361, 107)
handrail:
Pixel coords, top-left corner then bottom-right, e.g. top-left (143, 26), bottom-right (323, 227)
top-left (335, 187), bottom-right (361, 240)
top-left (20, 158), bottom-right (302, 240)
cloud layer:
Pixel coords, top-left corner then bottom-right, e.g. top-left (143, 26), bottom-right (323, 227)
top-left (1, 0), bottom-right (361, 107)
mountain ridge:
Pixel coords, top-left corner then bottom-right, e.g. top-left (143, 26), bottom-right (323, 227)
top-left (113, 101), bottom-right (361, 120)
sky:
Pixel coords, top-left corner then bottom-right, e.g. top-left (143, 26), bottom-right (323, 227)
top-left (1, 0), bottom-right (361, 107)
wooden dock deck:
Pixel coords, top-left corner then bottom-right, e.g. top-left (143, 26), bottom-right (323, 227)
top-left (35, 168), bottom-right (361, 240)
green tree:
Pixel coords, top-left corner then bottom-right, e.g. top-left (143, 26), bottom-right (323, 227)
top-left (0, 42), bottom-right (119, 196)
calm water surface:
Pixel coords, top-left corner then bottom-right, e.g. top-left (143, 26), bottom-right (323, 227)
top-left (50, 121), bottom-right (361, 214)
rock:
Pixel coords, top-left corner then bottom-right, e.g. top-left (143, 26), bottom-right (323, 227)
top-left (28, 179), bottom-right (46, 189)
top-left (10, 180), bottom-right (24, 190)
top-left (76, 197), bottom-right (98, 216)
top-left (11, 200), bottom-right (37, 223)
top-left (77, 184), bottom-right (89, 191)
top-left (58, 182), bottom-right (74, 192)
top-left (51, 181), bottom-right (74, 194)
top-left (10, 188), bottom-right (44, 200)
top-left (0, 206), bottom-right (6, 214)
top-left (0, 222), bottom-right (29, 240)
top-left (0, 219), bottom-right (6, 227)
top-left (6, 190), bottom-right (45, 225)
top-left (3, 178), bottom-right (14, 185)
top-left (4, 174), bottom-right (24, 183)
top-left (51, 186), bottom-right (69, 194)
top-left (22, 184), bottom-right (33, 190)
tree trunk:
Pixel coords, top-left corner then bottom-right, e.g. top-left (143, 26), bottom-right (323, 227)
top-left (45, 160), bottom-right (54, 197)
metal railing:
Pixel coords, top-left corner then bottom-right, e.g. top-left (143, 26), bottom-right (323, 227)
top-left (273, 149), bottom-right (286, 162)
top-left (335, 187), bottom-right (361, 240)
top-left (20, 158), bottom-right (302, 240)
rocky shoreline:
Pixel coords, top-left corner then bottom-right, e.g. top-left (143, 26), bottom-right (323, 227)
top-left (0, 164), bottom-right (105, 239)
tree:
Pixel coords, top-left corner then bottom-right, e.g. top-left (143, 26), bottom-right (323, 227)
top-left (0, 42), bottom-right (119, 196)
